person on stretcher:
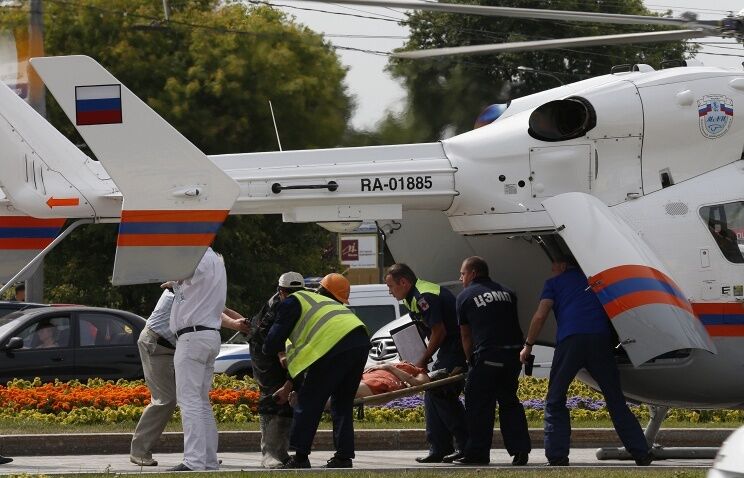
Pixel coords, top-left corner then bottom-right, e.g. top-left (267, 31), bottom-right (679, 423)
top-left (356, 362), bottom-right (432, 398)
top-left (288, 362), bottom-right (456, 406)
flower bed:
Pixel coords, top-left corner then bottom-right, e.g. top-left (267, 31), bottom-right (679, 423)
top-left (0, 376), bottom-right (742, 425)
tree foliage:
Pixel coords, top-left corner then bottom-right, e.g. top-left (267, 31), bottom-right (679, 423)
top-left (382, 0), bottom-right (697, 141)
top-left (1, 0), bottom-right (350, 316)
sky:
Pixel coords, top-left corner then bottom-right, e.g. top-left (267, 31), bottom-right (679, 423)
top-left (274, 0), bottom-right (744, 130)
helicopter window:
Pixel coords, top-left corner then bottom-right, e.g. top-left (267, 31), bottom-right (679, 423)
top-left (528, 97), bottom-right (596, 142)
top-left (700, 202), bottom-right (744, 264)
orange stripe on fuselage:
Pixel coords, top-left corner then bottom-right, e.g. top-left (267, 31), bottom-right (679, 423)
top-left (0, 238), bottom-right (54, 249)
top-left (705, 325), bottom-right (744, 337)
top-left (120, 210), bottom-right (228, 223)
top-left (691, 302), bottom-right (744, 315)
top-left (603, 290), bottom-right (695, 319)
top-left (117, 233), bottom-right (215, 247)
top-left (590, 264), bottom-right (678, 292)
top-left (0, 217), bottom-right (66, 228)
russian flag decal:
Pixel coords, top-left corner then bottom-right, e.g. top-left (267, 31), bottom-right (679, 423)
top-left (75, 84), bottom-right (122, 126)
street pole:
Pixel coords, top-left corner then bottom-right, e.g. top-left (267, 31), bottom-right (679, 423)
top-left (26, 0), bottom-right (46, 303)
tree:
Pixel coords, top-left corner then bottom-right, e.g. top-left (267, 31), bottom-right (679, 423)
top-left (386, 0), bottom-right (697, 141)
top-left (1, 0), bottom-right (350, 315)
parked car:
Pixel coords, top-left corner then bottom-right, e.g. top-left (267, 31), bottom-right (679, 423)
top-left (0, 306), bottom-right (146, 383)
top-left (214, 284), bottom-right (404, 376)
top-left (708, 425), bottom-right (744, 478)
top-left (0, 300), bottom-right (49, 318)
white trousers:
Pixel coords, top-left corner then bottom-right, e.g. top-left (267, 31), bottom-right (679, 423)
top-left (174, 329), bottom-right (221, 470)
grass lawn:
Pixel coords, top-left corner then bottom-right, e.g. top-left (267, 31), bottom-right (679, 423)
top-left (53, 470), bottom-right (706, 478)
top-left (0, 418), bottom-right (738, 435)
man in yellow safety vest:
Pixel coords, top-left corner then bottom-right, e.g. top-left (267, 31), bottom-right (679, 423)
top-left (264, 273), bottom-right (370, 469)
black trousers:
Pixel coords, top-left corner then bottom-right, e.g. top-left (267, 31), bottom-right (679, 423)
top-left (289, 338), bottom-right (368, 458)
top-left (424, 361), bottom-right (468, 456)
top-left (464, 350), bottom-right (531, 460)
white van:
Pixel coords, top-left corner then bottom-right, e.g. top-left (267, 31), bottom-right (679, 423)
top-left (215, 284), bottom-right (403, 376)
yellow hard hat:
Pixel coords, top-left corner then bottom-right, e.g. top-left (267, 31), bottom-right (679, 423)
top-left (319, 273), bottom-right (351, 304)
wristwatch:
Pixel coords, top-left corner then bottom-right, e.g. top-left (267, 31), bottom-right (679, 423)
top-left (524, 340), bottom-right (534, 347)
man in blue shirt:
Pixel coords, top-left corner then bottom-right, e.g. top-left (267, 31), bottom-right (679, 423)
top-left (456, 256), bottom-right (530, 466)
top-left (520, 256), bottom-right (652, 466)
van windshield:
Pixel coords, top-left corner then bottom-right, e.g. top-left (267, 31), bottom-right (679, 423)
top-left (347, 304), bottom-right (397, 336)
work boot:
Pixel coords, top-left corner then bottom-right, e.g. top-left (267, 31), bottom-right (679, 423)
top-left (546, 456), bottom-right (569, 466)
top-left (280, 455), bottom-right (311, 469)
top-left (323, 456), bottom-right (353, 468)
top-left (511, 451), bottom-right (529, 466)
top-left (635, 452), bottom-right (654, 466)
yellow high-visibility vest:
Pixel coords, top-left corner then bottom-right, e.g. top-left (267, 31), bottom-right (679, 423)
top-left (403, 279), bottom-right (440, 317)
top-left (285, 290), bottom-right (366, 378)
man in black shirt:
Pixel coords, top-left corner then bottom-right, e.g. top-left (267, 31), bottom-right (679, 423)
top-left (456, 256), bottom-right (531, 466)
top-left (385, 263), bottom-right (467, 464)
top-left (247, 272), bottom-right (305, 468)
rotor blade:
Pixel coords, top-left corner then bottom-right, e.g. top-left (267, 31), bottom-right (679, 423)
top-left (298, 0), bottom-right (719, 30)
top-left (393, 29), bottom-right (709, 59)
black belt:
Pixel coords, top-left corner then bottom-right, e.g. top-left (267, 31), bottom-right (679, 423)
top-left (176, 325), bottom-right (219, 337)
top-left (157, 337), bottom-right (176, 350)
top-left (146, 327), bottom-right (176, 350)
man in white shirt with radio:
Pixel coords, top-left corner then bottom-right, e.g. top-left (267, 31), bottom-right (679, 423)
top-left (168, 247), bottom-right (227, 472)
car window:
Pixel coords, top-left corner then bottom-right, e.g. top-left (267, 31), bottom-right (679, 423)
top-left (78, 312), bottom-right (135, 347)
top-left (347, 304), bottom-right (398, 336)
top-left (16, 316), bottom-right (72, 349)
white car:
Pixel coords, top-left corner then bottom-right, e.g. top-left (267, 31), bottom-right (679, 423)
top-left (708, 426), bottom-right (744, 478)
top-left (214, 284), bottom-right (403, 376)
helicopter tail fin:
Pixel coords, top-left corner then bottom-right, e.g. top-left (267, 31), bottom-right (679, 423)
top-left (30, 55), bottom-right (240, 285)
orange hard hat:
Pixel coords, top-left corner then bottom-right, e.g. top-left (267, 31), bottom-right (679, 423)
top-left (319, 273), bottom-right (351, 304)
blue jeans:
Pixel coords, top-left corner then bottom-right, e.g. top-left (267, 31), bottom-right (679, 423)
top-left (545, 334), bottom-right (649, 461)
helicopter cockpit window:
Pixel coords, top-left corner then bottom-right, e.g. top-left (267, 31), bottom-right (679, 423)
top-left (528, 97), bottom-right (596, 142)
top-left (700, 202), bottom-right (744, 264)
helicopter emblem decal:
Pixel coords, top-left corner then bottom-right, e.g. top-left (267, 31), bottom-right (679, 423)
top-left (698, 95), bottom-right (734, 139)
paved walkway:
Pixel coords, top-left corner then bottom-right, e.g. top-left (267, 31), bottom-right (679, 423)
top-left (0, 449), bottom-right (713, 474)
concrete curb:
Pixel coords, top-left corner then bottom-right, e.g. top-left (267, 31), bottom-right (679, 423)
top-left (0, 428), bottom-right (733, 456)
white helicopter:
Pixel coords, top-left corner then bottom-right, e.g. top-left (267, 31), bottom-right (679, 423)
top-left (0, 1), bottom-right (743, 460)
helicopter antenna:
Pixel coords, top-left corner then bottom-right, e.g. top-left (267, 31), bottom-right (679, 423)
top-left (268, 100), bottom-right (283, 151)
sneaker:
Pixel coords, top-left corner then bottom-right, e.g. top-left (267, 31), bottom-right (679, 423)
top-left (546, 457), bottom-right (569, 466)
top-left (512, 451), bottom-right (529, 466)
top-left (453, 456), bottom-right (490, 466)
top-left (280, 455), bottom-right (311, 469)
top-left (0, 455), bottom-right (12, 465)
top-left (442, 450), bottom-right (465, 463)
top-left (635, 452), bottom-right (654, 466)
top-left (415, 454), bottom-right (445, 463)
top-left (323, 456), bottom-right (353, 468)
top-left (130, 455), bottom-right (158, 466)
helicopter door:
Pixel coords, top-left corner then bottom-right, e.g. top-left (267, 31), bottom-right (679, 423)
top-left (543, 192), bottom-right (716, 367)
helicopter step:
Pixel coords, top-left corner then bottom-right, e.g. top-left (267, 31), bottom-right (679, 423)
top-left (596, 405), bottom-right (718, 460)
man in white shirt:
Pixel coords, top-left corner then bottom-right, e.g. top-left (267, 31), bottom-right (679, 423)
top-left (131, 281), bottom-right (249, 468)
top-left (168, 247), bottom-right (227, 472)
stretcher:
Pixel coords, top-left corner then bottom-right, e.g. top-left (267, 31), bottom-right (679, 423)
top-left (353, 373), bottom-right (465, 418)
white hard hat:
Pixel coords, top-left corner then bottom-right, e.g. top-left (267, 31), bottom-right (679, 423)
top-left (278, 271), bottom-right (304, 288)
